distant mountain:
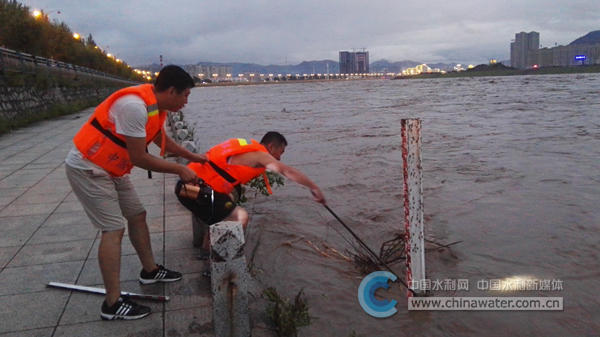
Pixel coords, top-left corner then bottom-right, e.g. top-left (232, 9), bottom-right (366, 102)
top-left (569, 30), bottom-right (600, 45)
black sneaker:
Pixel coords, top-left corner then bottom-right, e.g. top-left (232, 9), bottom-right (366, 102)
top-left (100, 296), bottom-right (151, 320)
top-left (139, 264), bottom-right (182, 284)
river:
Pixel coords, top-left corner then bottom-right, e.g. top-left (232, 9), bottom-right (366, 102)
top-left (182, 74), bottom-right (599, 337)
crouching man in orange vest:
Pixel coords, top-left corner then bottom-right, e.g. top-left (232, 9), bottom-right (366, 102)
top-left (65, 65), bottom-right (206, 320)
top-left (176, 131), bottom-right (326, 251)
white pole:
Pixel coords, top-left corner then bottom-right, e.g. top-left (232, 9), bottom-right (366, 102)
top-left (401, 119), bottom-right (426, 296)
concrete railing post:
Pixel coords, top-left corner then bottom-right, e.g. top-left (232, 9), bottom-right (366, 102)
top-left (210, 221), bottom-right (251, 337)
top-left (401, 118), bottom-right (426, 296)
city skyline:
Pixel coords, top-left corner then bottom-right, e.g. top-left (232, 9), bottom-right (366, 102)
top-left (20, 0), bottom-right (600, 67)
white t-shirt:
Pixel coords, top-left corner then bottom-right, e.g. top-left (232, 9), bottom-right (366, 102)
top-left (65, 95), bottom-right (148, 171)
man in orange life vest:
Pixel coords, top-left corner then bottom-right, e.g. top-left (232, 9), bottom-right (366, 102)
top-left (65, 65), bottom-right (206, 320)
top-left (176, 132), bottom-right (326, 251)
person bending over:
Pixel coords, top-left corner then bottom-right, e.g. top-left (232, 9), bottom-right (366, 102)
top-left (176, 131), bottom-right (326, 251)
top-left (65, 65), bottom-right (206, 320)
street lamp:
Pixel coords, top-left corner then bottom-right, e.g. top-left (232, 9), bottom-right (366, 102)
top-left (32, 9), bottom-right (61, 19)
top-left (73, 33), bottom-right (80, 40)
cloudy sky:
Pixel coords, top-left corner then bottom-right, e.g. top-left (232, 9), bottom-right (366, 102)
top-left (21, 0), bottom-right (599, 67)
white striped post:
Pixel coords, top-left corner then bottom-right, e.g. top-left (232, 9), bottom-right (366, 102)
top-left (401, 119), bottom-right (426, 296)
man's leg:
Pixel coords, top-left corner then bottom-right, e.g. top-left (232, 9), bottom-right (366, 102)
top-left (98, 229), bottom-right (125, 306)
top-left (117, 178), bottom-right (182, 284)
top-left (66, 165), bottom-right (152, 319)
top-left (126, 211), bottom-right (158, 273)
top-left (225, 206), bottom-right (249, 227)
top-left (114, 176), bottom-right (159, 274)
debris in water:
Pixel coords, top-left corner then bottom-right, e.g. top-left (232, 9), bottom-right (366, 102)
top-left (305, 240), bottom-right (330, 258)
top-left (264, 287), bottom-right (310, 337)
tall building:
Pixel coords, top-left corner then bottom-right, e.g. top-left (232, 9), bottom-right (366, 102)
top-left (510, 31), bottom-right (539, 69)
top-left (339, 50), bottom-right (369, 74)
top-left (510, 30), bottom-right (600, 68)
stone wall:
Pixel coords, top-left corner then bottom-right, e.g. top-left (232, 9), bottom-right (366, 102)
top-left (0, 85), bottom-right (117, 122)
top-left (0, 53), bottom-right (137, 131)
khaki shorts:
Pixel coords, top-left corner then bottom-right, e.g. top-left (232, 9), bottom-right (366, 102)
top-left (65, 164), bottom-right (146, 232)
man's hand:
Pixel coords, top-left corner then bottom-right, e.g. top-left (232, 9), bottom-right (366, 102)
top-left (310, 187), bottom-right (326, 205)
top-left (188, 153), bottom-right (207, 163)
top-left (178, 165), bottom-right (198, 184)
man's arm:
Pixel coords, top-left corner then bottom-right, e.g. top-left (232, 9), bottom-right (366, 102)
top-left (152, 130), bottom-right (207, 163)
top-left (125, 136), bottom-right (198, 183)
top-left (254, 152), bottom-right (326, 204)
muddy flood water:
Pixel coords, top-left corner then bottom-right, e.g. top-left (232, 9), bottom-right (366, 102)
top-left (183, 74), bottom-right (599, 337)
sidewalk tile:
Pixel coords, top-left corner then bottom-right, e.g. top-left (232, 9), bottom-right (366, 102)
top-left (53, 312), bottom-right (163, 337)
top-left (0, 169), bottom-right (52, 189)
top-left (0, 246), bottom-right (19, 269)
top-left (164, 307), bottom-right (214, 337)
top-left (28, 221), bottom-right (98, 245)
top-left (52, 200), bottom-right (85, 213)
top-left (0, 261), bottom-right (83, 296)
top-left (165, 214), bottom-right (192, 232)
top-left (12, 189), bottom-right (70, 205)
top-left (43, 211), bottom-right (89, 227)
top-left (0, 327), bottom-right (54, 337)
top-left (7, 239), bottom-right (94, 267)
top-left (0, 291), bottom-right (70, 334)
top-left (147, 216), bottom-right (164, 233)
top-left (0, 202), bottom-right (58, 217)
top-left (165, 249), bottom-right (208, 275)
top-left (164, 272), bottom-right (211, 311)
top-left (0, 215), bottom-right (47, 248)
top-left (0, 187), bottom-right (28, 200)
top-left (165, 230), bottom-right (195, 251)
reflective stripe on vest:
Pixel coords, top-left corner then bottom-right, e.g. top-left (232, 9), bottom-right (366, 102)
top-left (187, 138), bottom-right (271, 194)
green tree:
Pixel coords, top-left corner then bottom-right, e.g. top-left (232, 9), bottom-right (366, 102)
top-left (0, 0), bottom-right (144, 81)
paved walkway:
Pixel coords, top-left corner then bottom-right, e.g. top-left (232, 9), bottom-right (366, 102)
top-left (0, 109), bottom-right (217, 336)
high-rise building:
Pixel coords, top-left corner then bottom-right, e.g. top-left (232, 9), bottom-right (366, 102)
top-left (510, 32), bottom-right (539, 69)
top-left (339, 50), bottom-right (369, 74)
top-left (510, 31), bottom-right (600, 68)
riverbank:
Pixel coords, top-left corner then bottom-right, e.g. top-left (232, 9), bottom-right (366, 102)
top-left (195, 77), bottom-right (381, 87)
top-left (393, 63), bottom-right (600, 79)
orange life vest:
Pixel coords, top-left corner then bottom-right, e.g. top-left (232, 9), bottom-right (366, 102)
top-left (72, 84), bottom-right (167, 177)
top-left (188, 138), bottom-right (272, 194)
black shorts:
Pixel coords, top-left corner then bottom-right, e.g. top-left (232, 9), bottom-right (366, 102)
top-left (174, 180), bottom-right (239, 225)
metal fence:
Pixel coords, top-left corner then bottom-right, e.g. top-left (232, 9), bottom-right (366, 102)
top-left (0, 46), bottom-right (138, 85)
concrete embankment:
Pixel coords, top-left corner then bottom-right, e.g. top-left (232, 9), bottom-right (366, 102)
top-left (0, 61), bottom-right (136, 134)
